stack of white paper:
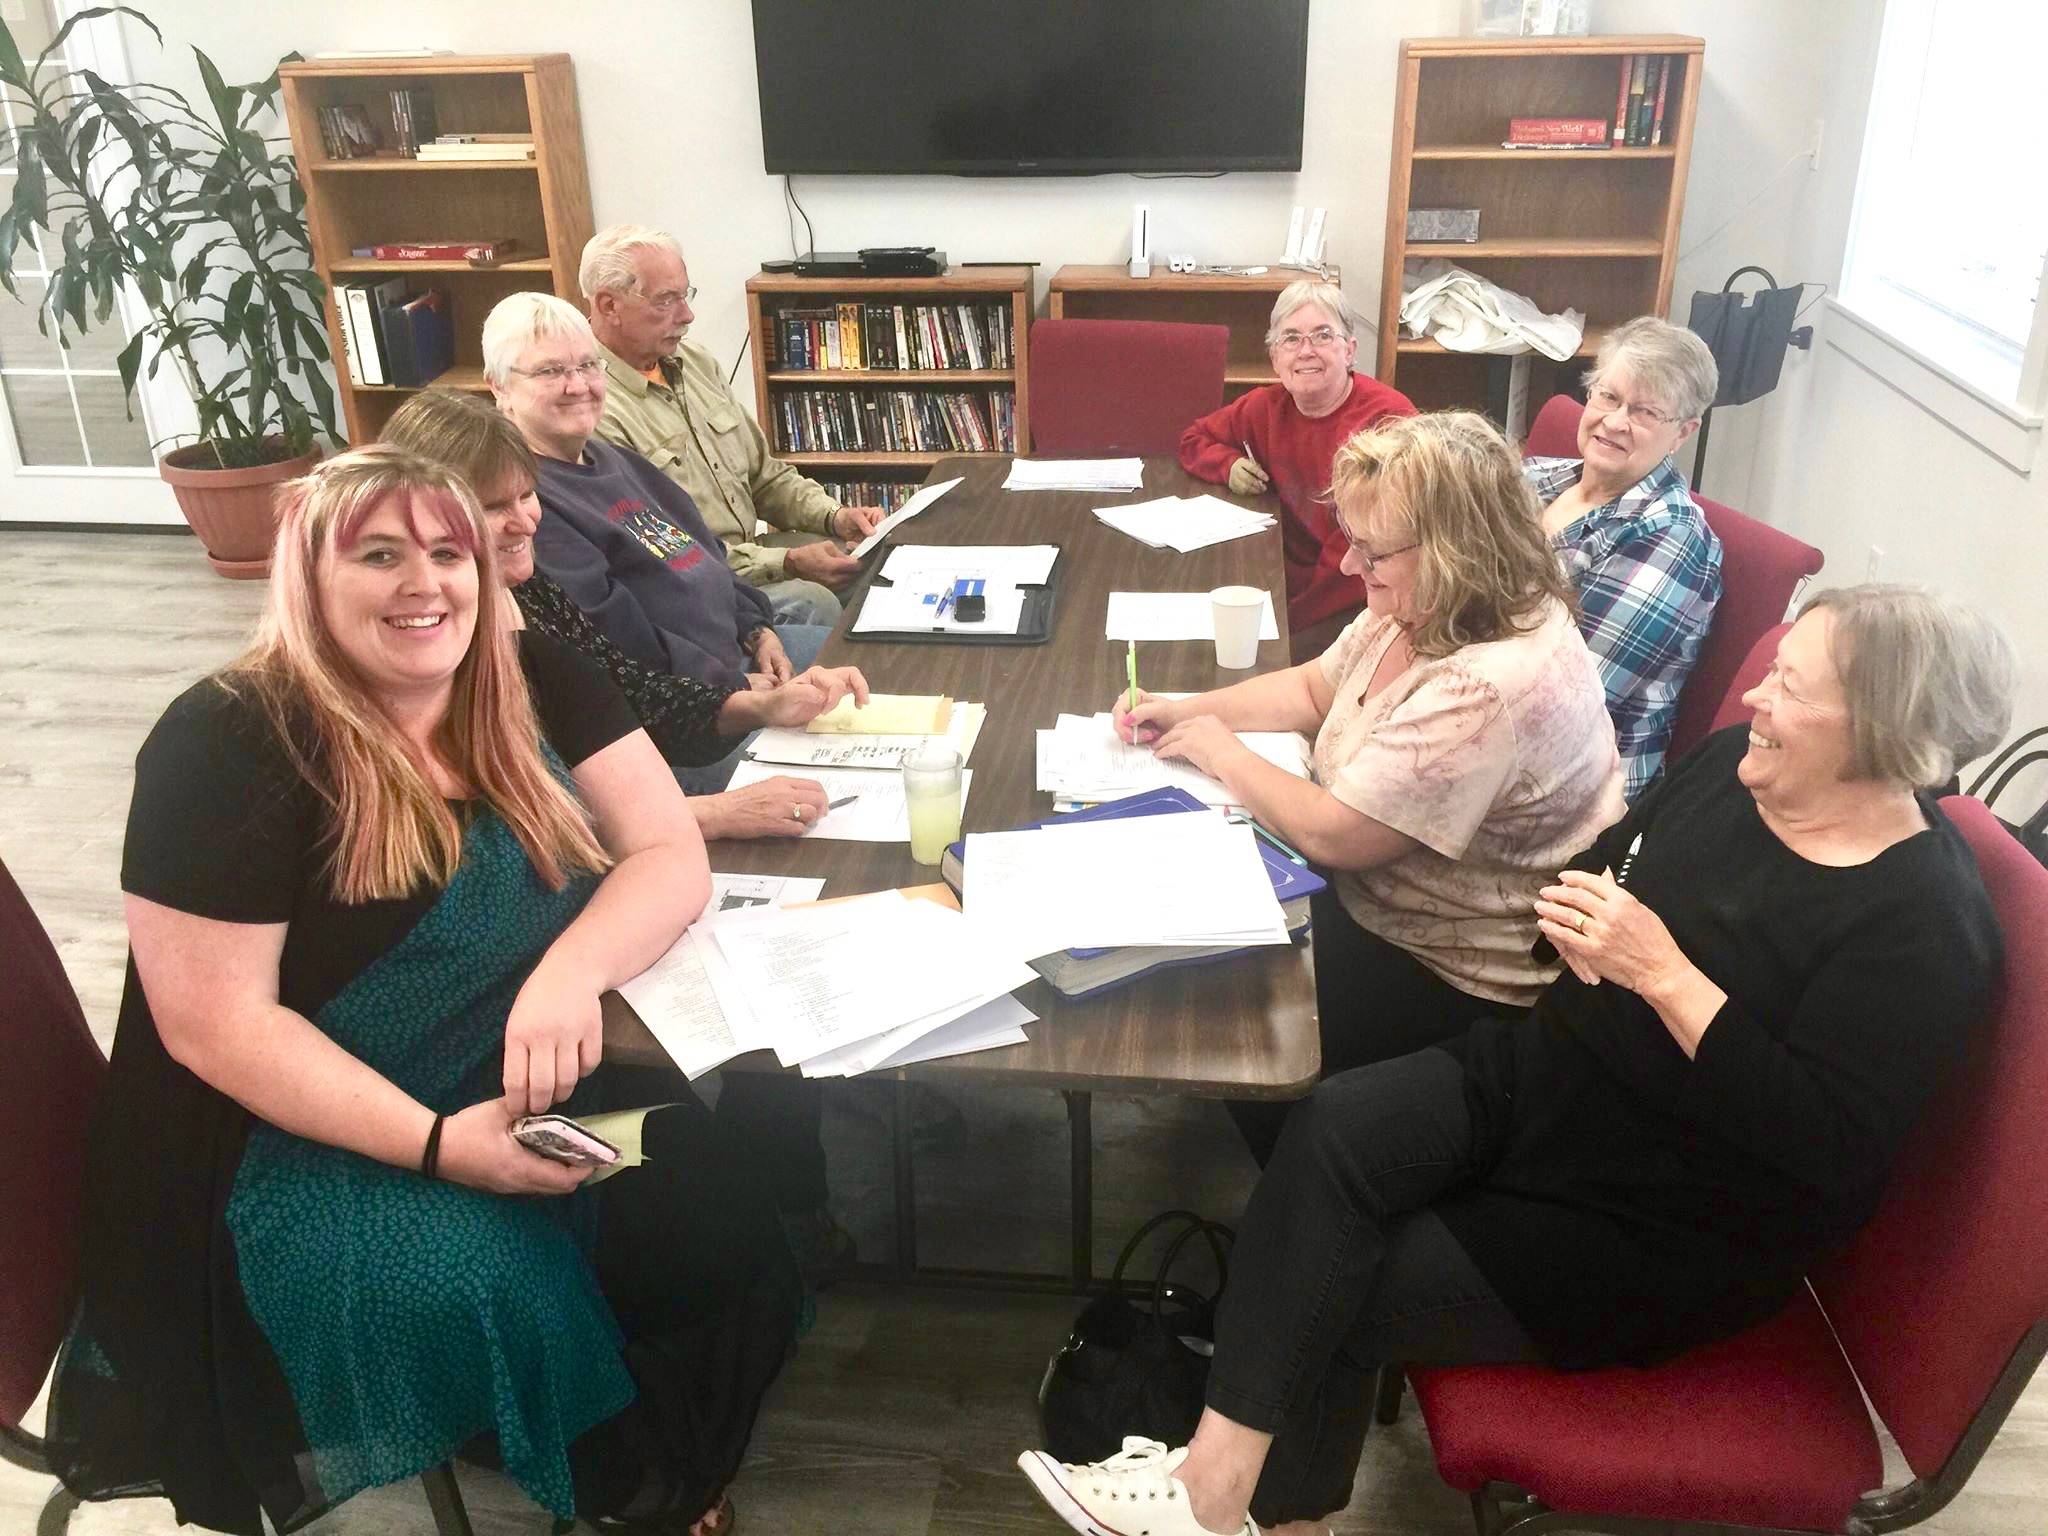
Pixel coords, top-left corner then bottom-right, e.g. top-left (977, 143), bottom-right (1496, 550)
top-left (1105, 591), bottom-right (1280, 642)
top-left (849, 476), bottom-right (962, 558)
top-left (724, 759), bottom-right (975, 841)
top-left (1093, 494), bottom-right (1276, 554)
top-left (1036, 711), bottom-right (1310, 807)
top-left (879, 543), bottom-right (1060, 585)
top-left (1002, 457), bottom-right (1145, 492)
top-left (618, 891), bottom-right (1037, 1080)
top-left (963, 813), bottom-right (1290, 962)
top-left (851, 583), bottom-right (1027, 636)
top-left (746, 701), bottom-right (988, 769)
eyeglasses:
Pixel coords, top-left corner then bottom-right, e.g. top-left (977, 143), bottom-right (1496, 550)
top-left (1339, 531), bottom-right (1420, 572)
top-left (1587, 383), bottom-right (1680, 429)
top-left (638, 284), bottom-right (698, 314)
top-left (509, 358), bottom-right (605, 387)
top-left (1270, 326), bottom-right (1347, 353)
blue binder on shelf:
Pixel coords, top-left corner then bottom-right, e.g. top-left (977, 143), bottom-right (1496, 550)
top-left (938, 786), bottom-right (1324, 1000)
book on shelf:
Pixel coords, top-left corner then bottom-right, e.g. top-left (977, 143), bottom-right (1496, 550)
top-left (1502, 116), bottom-right (1608, 149)
top-left (773, 387), bottom-right (1015, 455)
top-left (769, 299), bottom-right (1013, 372)
top-left (813, 479), bottom-right (920, 514)
top-left (415, 142), bottom-right (536, 161)
top-left (350, 238), bottom-right (520, 263)
top-left (1650, 57), bottom-right (1671, 145)
top-left (1612, 55), bottom-right (1632, 145)
top-left (316, 103), bottom-right (382, 160)
top-left (374, 286), bottom-right (454, 389)
top-left (1607, 54), bottom-right (1676, 148)
top-left (936, 786), bottom-right (1324, 1002)
top-left (337, 278), bottom-right (406, 386)
top-left (387, 86), bottom-right (437, 155)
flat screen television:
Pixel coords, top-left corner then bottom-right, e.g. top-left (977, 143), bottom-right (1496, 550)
top-left (750, 0), bottom-right (1310, 175)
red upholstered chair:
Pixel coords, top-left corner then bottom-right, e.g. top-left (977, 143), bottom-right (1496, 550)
top-left (1706, 622), bottom-right (1790, 738)
top-left (1411, 796), bottom-right (2048, 1536)
top-left (0, 854), bottom-right (476, 1533)
top-left (1522, 392), bottom-right (1581, 458)
top-left (1667, 497), bottom-right (1823, 761)
top-left (1027, 318), bottom-right (1228, 456)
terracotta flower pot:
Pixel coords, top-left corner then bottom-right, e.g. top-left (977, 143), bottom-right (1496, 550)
top-left (158, 439), bottom-right (320, 580)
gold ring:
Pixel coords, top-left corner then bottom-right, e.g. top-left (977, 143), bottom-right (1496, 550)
top-left (791, 805), bottom-right (804, 821)
top-left (1575, 913), bottom-right (1588, 933)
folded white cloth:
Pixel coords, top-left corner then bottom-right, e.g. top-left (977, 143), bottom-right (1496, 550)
top-left (1399, 258), bottom-right (1586, 361)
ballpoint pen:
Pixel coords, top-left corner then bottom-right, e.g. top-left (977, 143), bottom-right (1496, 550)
top-left (1125, 639), bottom-right (1139, 741)
top-left (1615, 832), bottom-right (1643, 885)
top-left (827, 794), bottom-right (859, 810)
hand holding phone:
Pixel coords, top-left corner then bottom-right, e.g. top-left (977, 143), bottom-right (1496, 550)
top-left (510, 1113), bottom-right (622, 1168)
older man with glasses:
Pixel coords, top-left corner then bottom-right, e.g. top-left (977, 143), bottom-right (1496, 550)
top-left (580, 225), bottom-right (886, 628)
top-left (1180, 279), bottom-right (1417, 659)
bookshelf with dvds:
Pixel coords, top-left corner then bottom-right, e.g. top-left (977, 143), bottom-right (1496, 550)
top-left (1048, 265), bottom-right (1343, 405)
top-left (278, 54), bottom-right (594, 443)
top-left (745, 268), bottom-right (1032, 511)
top-left (1376, 34), bottom-right (1703, 415)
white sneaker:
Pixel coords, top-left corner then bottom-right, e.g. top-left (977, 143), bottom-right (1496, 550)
top-left (1016, 1436), bottom-right (1260, 1536)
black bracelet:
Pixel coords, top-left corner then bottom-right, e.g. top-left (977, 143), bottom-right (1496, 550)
top-left (421, 1114), bottom-right (447, 1180)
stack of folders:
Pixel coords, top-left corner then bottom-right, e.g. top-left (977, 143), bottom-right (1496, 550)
top-left (945, 788), bottom-right (1322, 1000)
top-left (1092, 495), bottom-right (1275, 553)
top-left (618, 887), bottom-right (1036, 1080)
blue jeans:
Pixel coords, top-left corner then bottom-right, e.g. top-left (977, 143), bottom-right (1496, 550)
top-left (673, 623), bottom-right (833, 795)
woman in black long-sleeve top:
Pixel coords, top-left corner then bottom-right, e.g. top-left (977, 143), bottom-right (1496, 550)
top-left (1019, 585), bottom-right (2015, 1536)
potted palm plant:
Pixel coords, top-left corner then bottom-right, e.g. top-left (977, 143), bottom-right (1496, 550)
top-left (0, 7), bottom-right (337, 576)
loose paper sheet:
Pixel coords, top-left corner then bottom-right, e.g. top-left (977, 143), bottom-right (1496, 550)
top-left (725, 759), bottom-right (974, 842)
top-left (850, 476), bottom-right (962, 558)
top-left (1105, 590), bottom-right (1280, 642)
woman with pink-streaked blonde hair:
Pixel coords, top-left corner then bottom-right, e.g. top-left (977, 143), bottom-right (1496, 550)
top-left (46, 445), bottom-right (794, 1536)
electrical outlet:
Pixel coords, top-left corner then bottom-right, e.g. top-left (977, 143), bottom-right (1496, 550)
top-left (1807, 118), bottom-right (1825, 171)
top-left (1865, 545), bottom-right (1884, 581)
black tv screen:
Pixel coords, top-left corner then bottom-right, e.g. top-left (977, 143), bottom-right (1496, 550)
top-left (751, 0), bottom-right (1310, 175)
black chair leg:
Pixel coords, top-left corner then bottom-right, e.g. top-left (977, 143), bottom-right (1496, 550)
top-left (1373, 1363), bottom-right (1406, 1424)
top-left (35, 1483), bottom-right (80, 1536)
top-left (421, 1461), bottom-right (474, 1536)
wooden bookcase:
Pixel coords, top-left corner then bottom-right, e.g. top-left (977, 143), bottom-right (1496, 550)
top-left (1376, 35), bottom-right (1703, 414)
top-left (1048, 265), bottom-right (1344, 407)
top-left (745, 267), bottom-right (1032, 502)
top-left (278, 54), bottom-right (594, 443)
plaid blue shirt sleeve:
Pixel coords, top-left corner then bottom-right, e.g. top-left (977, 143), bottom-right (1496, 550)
top-left (1529, 457), bottom-right (1722, 801)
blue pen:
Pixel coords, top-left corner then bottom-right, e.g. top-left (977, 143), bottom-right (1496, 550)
top-left (1229, 813), bottom-right (1308, 866)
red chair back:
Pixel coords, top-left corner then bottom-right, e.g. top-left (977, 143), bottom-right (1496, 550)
top-left (1667, 495), bottom-right (1824, 760)
top-left (0, 852), bottom-right (106, 1432)
top-left (1524, 392), bottom-right (1581, 458)
top-left (1810, 797), bottom-right (2048, 1479)
top-left (1028, 318), bottom-right (1228, 456)
top-left (1705, 621), bottom-right (1790, 737)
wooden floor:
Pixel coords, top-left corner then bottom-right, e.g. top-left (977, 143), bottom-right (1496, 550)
top-left (2, 528), bottom-right (2042, 1536)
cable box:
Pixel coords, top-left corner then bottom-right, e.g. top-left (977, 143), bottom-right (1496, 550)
top-left (857, 246), bottom-right (947, 277)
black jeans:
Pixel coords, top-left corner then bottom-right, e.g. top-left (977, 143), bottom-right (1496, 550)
top-left (713, 1071), bottom-right (828, 1213)
top-left (1230, 888), bottom-right (1511, 1164)
top-left (1206, 1048), bottom-right (1542, 1528)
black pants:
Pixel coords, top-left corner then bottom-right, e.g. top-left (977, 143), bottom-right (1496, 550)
top-left (1230, 888), bottom-right (1510, 1163)
top-left (713, 1071), bottom-right (828, 1213)
top-left (1208, 1048), bottom-right (1543, 1528)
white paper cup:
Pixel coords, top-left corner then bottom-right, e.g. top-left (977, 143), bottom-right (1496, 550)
top-left (1210, 586), bottom-right (1266, 669)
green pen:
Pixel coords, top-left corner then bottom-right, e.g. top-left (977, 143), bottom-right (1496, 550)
top-left (1125, 639), bottom-right (1139, 740)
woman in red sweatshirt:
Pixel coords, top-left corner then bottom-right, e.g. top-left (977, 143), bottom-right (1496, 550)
top-left (1179, 280), bottom-right (1415, 657)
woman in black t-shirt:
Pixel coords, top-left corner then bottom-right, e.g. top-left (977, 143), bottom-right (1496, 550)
top-left (1019, 586), bottom-right (2014, 1536)
top-left (48, 447), bottom-right (794, 1536)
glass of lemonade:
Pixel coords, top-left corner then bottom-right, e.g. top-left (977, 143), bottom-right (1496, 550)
top-left (902, 745), bottom-right (964, 865)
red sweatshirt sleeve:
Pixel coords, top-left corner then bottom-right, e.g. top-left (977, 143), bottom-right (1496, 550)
top-left (1179, 390), bottom-right (1265, 483)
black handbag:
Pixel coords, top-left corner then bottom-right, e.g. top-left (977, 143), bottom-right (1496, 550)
top-left (1036, 1209), bottom-right (1234, 1464)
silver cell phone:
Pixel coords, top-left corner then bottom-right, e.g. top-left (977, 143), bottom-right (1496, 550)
top-left (510, 1114), bottom-right (622, 1167)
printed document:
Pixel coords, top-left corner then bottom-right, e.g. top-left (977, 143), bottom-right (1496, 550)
top-left (1105, 590), bottom-right (1280, 642)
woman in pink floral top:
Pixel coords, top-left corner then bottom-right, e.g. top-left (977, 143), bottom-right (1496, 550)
top-left (1119, 412), bottom-right (1625, 1158)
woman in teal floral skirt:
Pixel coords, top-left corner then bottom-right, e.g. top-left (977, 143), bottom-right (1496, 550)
top-left (48, 446), bottom-right (799, 1534)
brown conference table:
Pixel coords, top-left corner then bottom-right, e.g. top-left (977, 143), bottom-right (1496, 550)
top-left (603, 456), bottom-right (1319, 1290)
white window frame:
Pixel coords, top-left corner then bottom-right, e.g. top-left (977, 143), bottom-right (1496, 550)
top-left (0, 0), bottom-right (194, 519)
top-left (1834, 0), bottom-right (2048, 473)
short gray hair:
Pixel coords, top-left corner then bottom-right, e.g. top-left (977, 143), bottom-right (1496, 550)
top-left (1584, 315), bottom-right (1718, 422)
top-left (1798, 584), bottom-right (2014, 788)
top-left (1266, 280), bottom-right (1354, 347)
top-left (480, 291), bottom-right (598, 387)
top-left (579, 224), bottom-right (685, 301)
